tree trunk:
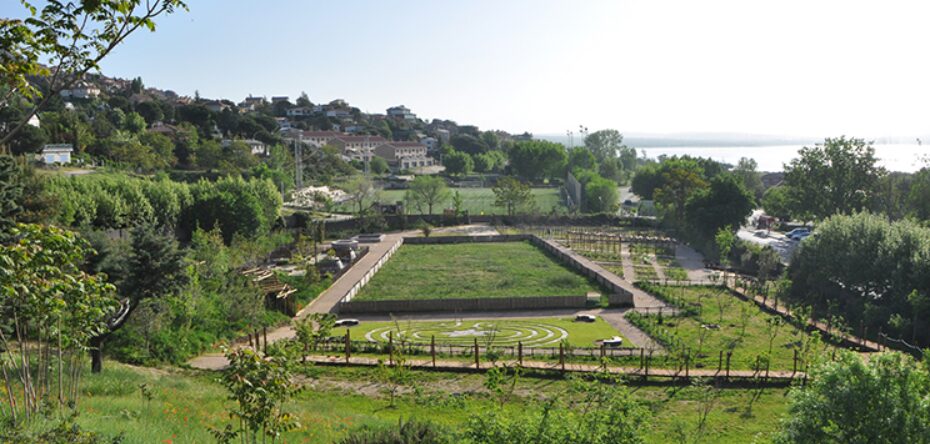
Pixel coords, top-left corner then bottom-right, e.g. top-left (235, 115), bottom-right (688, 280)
top-left (90, 337), bottom-right (104, 374)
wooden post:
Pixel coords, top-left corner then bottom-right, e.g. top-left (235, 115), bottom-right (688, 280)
top-left (559, 342), bottom-right (565, 373)
top-left (685, 351), bottom-right (690, 378)
top-left (388, 331), bottom-right (394, 366)
top-left (725, 352), bottom-right (732, 379)
top-left (792, 349), bottom-right (798, 375)
top-left (717, 350), bottom-right (723, 374)
top-left (430, 335), bottom-right (436, 368)
top-left (263, 327), bottom-right (268, 353)
top-left (518, 341), bottom-right (523, 365)
top-left (639, 348), bottom-right (645, 370)
top-left (474, 338), bottom-right (480, 369)
top-left (343, 329), bottom-right (350, 363)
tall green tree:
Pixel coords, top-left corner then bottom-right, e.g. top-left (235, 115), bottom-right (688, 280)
top-left (732, 157), bottom-right (765, 200)
top-left (405, 175), bottom-right (450, 215)
top-left (583, 129), bottom-right (626, 162)
top-left (685, 174), bottom-right (755, 237)
top-left (508, 140), bottom-right (567, 182)
top-left (443, 151), bottom-right (474, 176)
top-left (90, 224), bottom-right (189, 372)
top-left (783, 137), bottom-right (885, 221)
top-left (492, 176), bottom-right (534, 216)
top-left (775, 351), bottom-right (930, 444)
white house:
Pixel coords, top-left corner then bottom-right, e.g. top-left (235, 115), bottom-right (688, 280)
top-left (330, 135), bottom-right (388, 161)
top-left (39, 144), bottom-right (73, 164)
top-left (287, 107), bottom-right (312, 117)
top-left (59, 82), bottom-right (100, 99)
top-left (222, 139), bottom-right (267, 156)
top-left (387, 105), bottom-right (416, 121)
top-left (373, 142), bottom-right (433, 170)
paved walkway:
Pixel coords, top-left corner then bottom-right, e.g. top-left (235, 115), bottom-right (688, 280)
top-left (676, 244), bottom-right (713, 281)
top-left (620, 243), bottom-right (636, 282)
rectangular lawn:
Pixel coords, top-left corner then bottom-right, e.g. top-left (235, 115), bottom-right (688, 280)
top-left (354, 241), bottom-right (601, 301)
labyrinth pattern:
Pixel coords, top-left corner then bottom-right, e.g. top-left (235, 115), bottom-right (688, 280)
top-left (364, 320), bottom-right (569, 347)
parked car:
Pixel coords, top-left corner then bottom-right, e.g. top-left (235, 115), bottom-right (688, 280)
top-left (575, 314), bottom-right (597, 323)
top-left (786, 228), bottom-right (811, 241)
top-left (335, 319), bottom-right (360, 327)
top-left (601, 336), bottom-right (624, 347)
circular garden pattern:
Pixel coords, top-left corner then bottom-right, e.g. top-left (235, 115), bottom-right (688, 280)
top-left (364, 320), bottom-right (569, 347)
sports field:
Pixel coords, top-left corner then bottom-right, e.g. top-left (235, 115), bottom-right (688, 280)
top-left (349, 317), bottom-right (631, 348)
top-left (354, 241), bottom-right (601, 301)
top-left (337, 187), bottom-right (564, 215)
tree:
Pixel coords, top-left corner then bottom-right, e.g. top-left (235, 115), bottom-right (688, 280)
top-left (0, 156), bottom-right (24, 237)
top-left (492, 177), bottom-right (533, 216)
top-left (715, 228), bottom-right (736, 281)
top-left (653, 159), bottom-right (707, 225)
top-left (213, 347), bottom-right (301, 443)
top-left (344, 176), bottom-right (380, 215)
top-left (783, 137), bottom-right (885, 221)
top-left (906, 167), bottom-right (930, 220)
top-left (449, 133), bottom-right (488, 155)
top-left (90, 224), bottom-right (189, 372)
top-left (0, 224), bottom-right (117, 421)
top-left (508, 140), bottom-right (567, 182)
top-left (762, 186), bottom-right (794, 221)
top-left (135, 101), bottom-right (164, 125)
top-left (123, 112), bottom-right (147, 133)
top-left (8, 124), bottom-right (47, 156)
top-left (369, 156), bottom-right (390, 175)
top-left (1, 0), bottom-right (187, 147)
top-left (584, 129), bottom-right (626, 161)
top-left (732, 157), bottom-right (765, 200)
top-left (584, 176), bottom-right (619, 213)
top-left (405, 176), bottom-right (450, 215)
top-left (568, 147), bottom-right (598, 172)
top-left (443, 150), bottom-right (473, 176)
top-left (775, 351), bottom-right (930, 444)
top-left (685, 174), bottom-right (755, 237)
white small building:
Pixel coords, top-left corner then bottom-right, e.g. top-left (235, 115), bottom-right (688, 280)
top-left (287, 107), bottom-right (312, 117)
top-left (387, 105), bottom-right (416, 121)
top-left (222, 139), bottom-right (267, 156)
top-left (39, 144), bottom-right (73, 164)
top-left (59, 82), bottom-right (100, 100)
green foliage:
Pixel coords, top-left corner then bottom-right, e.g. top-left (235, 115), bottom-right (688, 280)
top-left (775, 351), bottom-right (930, 444)
top-left (340, 418), bottom-right (452, 444)
top-left (442, 150), bottom-right (474, 176)
top-left (761, 186), bottom-right (793, 221)
top-left (731, 157), bottom-right (765, 199)
top-left (0, 224), bottom-right (118, 420)
top-left (492, 176), bottom-right (534, 216)
top-left (508, 140), bottom-right (567, 182)
top-left (685, 174), bottom-right (755, 237)
top-left (583, 129), bottom-right (627, 162)
top-left (788, 212), bottom-right (930, 345)
top-left (214, 348), bottom-right (301, 443)
top-left (0, 414), bottom-right (123, 444)
top-left (462, 379), bottom-right (649, 444)
top-left (581, 173), bottom-right (619, 213)
top-left (370, 156), bottom-right (390, 175)
top-left (783, 136), bottom-right (885, 221)
top-left (405, 176), bottom-right (450, 215)
top-left (568, 147), bottom-right (598, 171)
top-left (0, 155), bottom-right (24, 237)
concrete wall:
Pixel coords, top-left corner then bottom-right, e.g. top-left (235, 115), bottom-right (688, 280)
top-left (338, 295), bottom-right (587, 314)
top-left (529, 236), bottom-right (635, 307)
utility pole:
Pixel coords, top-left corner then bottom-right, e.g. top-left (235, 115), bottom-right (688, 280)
top-left (294, 133), bottom-right (304, 190)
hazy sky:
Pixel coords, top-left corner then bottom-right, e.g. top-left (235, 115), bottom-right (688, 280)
top-left (6, 1), bottom-right (930, 137)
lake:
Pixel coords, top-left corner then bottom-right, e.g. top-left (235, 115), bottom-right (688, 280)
top-left (638, 144), bottom-right (928, 173)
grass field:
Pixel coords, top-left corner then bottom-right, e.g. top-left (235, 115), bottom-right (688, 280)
top-left (355, 242), bottom-right (601, 301)
top-left (336, 187), bottom-right (564, 215)
top-left (348, 317), bottom-right (630, 348)
top-left (26, 361), bottom-right (791, 443)
top-left (629, 285), bottom-right (827, 370)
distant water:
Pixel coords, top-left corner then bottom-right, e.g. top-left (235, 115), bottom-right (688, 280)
top-left (637, 144), bottom-right (928, 173)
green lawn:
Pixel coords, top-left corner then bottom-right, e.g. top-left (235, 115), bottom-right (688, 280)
top-left (355, 242), bottom-right (601, 301)
top-left (347, 317), bottom-right (630, 348)
top-left (27, 362), bottom-right (790, 443)
top-left (337, 187), bottom-right (564, 215)
top-left (629, 285), bottom-right (827, 370)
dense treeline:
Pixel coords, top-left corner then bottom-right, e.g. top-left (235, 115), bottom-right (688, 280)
top-left (788, 212), bottom-right (930, 346)
top-left (45, 173), bottom-right (282, 242)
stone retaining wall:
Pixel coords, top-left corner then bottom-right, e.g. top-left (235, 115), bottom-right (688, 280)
top-left (338, 295), bottom-right (587, 314)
